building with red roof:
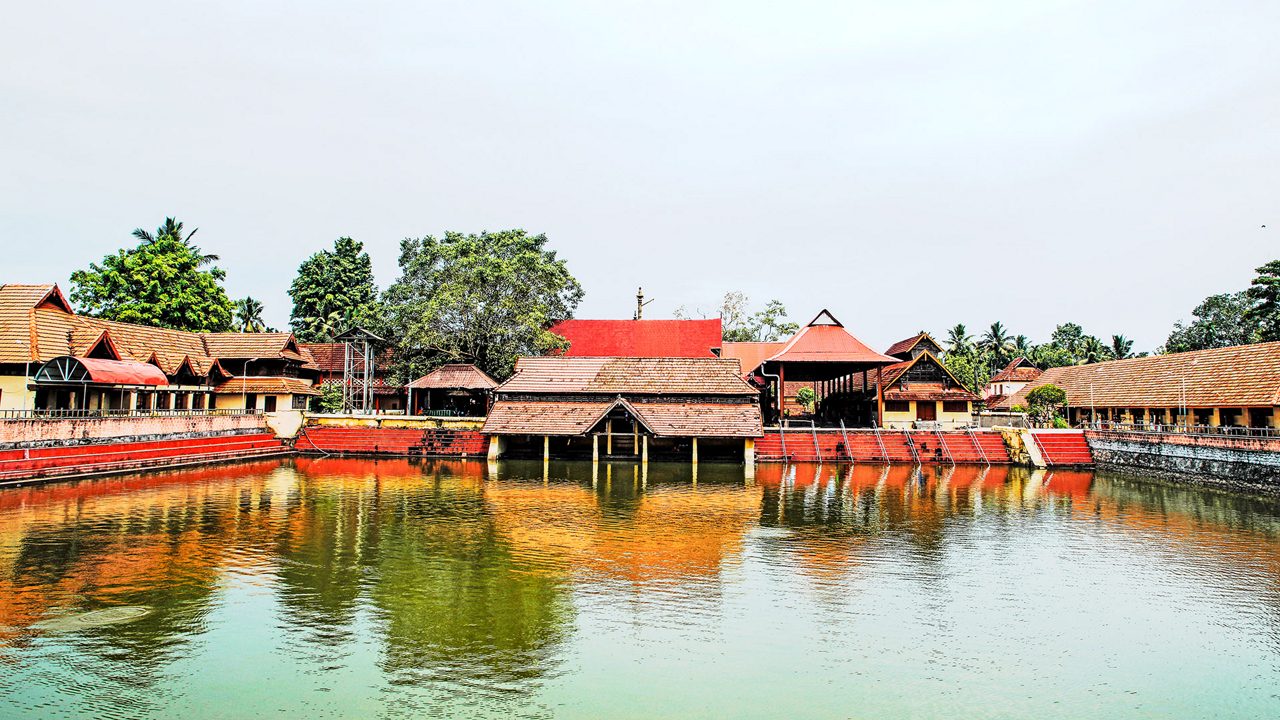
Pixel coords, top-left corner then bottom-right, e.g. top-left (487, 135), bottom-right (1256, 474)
top-left (548, 318), bottom-right (722, 358)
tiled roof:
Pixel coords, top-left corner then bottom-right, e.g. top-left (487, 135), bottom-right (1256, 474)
top-left (0, 283), bottom-right (313, 378)
top-left (765, 311), bottom-right (897, 366)
top-left (628, 401), bottom-right (762, 438)
top-left (1005, 342), bottom-right (1280, 409)
top-left (499, 357), bottom-right (757, 395)
top-left (720, 341), bottom-right (785, 377)
top-left (213, 377), bottom-right (319, 395)
top-left (990, 357), bottom-right (1042, 383)
top-left (482, 397), bottom-right (762, 437)
top-left (849, 351), bottom-right (979, 400)
top-left (483, 400), bottom-right (613, 435)
top-left (549, 318), bottom-right (722, 358)
top-left (407, 364), bottom-right (499, 390)
top-left (884, 332), bottom-right (943, 359)
top-left (299, 343), bottom-right (344, 373)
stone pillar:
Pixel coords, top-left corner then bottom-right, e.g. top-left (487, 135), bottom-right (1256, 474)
top-left (692, 437), bottom-right (699, 464)
top-left (543, 435), bottom-right (550, 462)
top-left (641, 435), bottom-right (648, 464)
top-left (592, 434), bottom-right (599, 463)
top-left (744, 438), bottom-right (755, 466)
top-left (487, 435), bottom-right (505, 460)
top-left (1210, 408), bottom-right (1221, 427)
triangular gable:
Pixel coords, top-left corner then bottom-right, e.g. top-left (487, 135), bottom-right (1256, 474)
top-left (585, 397), bottom-right (658, 436)
top-left (35, 285), bottom-right (74, 314)
top-left (83, 331), bottom-right (122, 361)
top-left (884, 349), bottom-right (969, 390)
top-left (806, 309), bottom-right (843, 327)
top-left (283, 335), bottom-right (301, 355)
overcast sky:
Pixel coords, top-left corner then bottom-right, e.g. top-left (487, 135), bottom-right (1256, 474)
top-left (2, 1), bottom-right (1275, 351)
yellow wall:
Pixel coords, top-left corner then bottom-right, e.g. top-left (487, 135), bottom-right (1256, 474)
top-left (882, 400), bottom-right (973, 429)
top-left (0, 375), bottom-right (33, 411)
top-left (214, 393), bottom-right (294, 411)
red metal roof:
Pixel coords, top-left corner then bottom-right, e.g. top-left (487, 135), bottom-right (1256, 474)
top-left (77, 357), bottom-right (169, 386)
top-left (765, 311), bottom-right (897, 366)
top-left (549, 319), bottom-right (722, 358)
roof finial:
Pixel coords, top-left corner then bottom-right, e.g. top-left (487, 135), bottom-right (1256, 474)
top-left (634, 287), bottom-right (653, 320)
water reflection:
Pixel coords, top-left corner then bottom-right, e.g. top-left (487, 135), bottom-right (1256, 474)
top-left (0, 458), bottom-right (1278, 719)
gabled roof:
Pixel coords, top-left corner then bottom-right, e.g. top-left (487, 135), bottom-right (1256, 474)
top-left (34, 356), bottom-right (169, 386)
top-left (499, 357), bottom-right (757, 395)
top-left (213, 376), bottom-right (320, 395)
top-left (1004, 342), bottom-right (1280, 409)
top-left (990, 357), bottom-right (1042, 384)
top-left (407, 364), bottom-right (499, 390)
top-left (764, 310), bottom-right (897, 366)
top-left (885, 331), bottom-right (943, 359)
top-left (850, 349), bottom-right (979, 400)
top-left (549, 318), bottom-right (723, 358)
top-left (482, 396), bottom-right (762, 437)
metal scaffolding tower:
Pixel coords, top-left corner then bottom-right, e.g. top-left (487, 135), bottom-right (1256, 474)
top-left (335, 326), bottom-right (385, 415)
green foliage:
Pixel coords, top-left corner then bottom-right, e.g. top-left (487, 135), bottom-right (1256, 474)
top-left (979, 321), bottom-right (1013, 367)
top-left (1109, 334), bottom-right (1133, 360)
top-left (234, 296), bottom-right (266, 332)
top-left (69, 218), bottom-right (234, 332)
top-left (289, 237), bottom-right (380, 342)
top-left (718, 292), bottom-right (799, 342)
top-left (1165, 291), bottom-right (1257, 352)
top-left (795, 386), bottom-right (816, 412)
top-left (381, 229), bottom-right (583, 381)
top-left (1025, 383), bottom-right (1067, 426)
top-left (1246, 259), bottom-right (1280, 341)
top-left (314, 383), bottom-right (344, 413)
top-left (1052, 416), bottom-right (1070, 429)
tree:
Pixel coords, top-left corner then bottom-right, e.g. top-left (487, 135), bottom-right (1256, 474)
top-left (314, 383), bottom-right (344, 413)
top-left (1025, 384), bottom-right (1067, 426)
top-left (1246, 259), bottom-right (1280, 341)
top-left (289, 237), bottom-right (380, 342)
top-left (234, 297), bottom-right (266, 333)
top-left (795, 386), bottom-right (816, 413)
top-left (69, 220), bottom-right (234, 332)
top-left (979, 322), bottom-right (1013, 366)
top-left (1165, 292), bottom-right (1257, 352)
top-left (945, 323), bottom-right (973, 356)
top-left (381, 230), bottom-right (583, 381)
top-left (719, 293), bottom-right (798, 342)
top-left (1109, 334), bottom-right (1133, 360)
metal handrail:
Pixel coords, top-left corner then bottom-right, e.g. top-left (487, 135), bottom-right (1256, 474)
top-left (0, 408), bottom-right (262, 420)
top-left (838, 419), bottom-right (854, 463)
top-left (969, 428), bottom-right (990, 466)
top-left (1085, 421), bottom-right (1280, 438)
top-left (935, 428), bottom-right (954, 465)
top-left (903, 430), bottom-right (920, 464)
top-left (871, 423), bottom-right (889, 463)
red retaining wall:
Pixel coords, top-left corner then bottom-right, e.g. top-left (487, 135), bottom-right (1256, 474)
top-left (755, 429), bottom-right (1012, 464)
top-left (296, 426), bottom-right (488, 457)
top-left (0, 432), bottom-right (290, 485)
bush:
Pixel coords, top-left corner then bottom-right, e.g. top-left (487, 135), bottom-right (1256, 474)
top-left (1052, 416), bottom-right (1069, 429)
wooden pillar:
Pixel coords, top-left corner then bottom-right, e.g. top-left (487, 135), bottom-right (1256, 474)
top-left (593, 434), bottom-right (599, 463)
top-left (692, 437), bottom-right (699, 464)
top-left (778, 365), bottom-right (786, 421)
top-left (641, 435), bottom-right (648, 464)
top-left (633, 420), bottom-right (638, 455)
top-left (744, 438), bottom-right (755, 465)
top-left (876, 367), bottom-right (885, 428)
top-left (607, 421), bottom-right (613, 454)
top-left (543, 435), bottom-right (550, 461)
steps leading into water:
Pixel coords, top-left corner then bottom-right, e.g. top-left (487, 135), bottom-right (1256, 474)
top-left (1028, 431), bottom-right (1094, 466)
top-left (754, 429), bottom-right (1013, 464)
top-left (296, 426), bottom-right (488, 457)
top-left (0, 432), bottom-right (290, 484)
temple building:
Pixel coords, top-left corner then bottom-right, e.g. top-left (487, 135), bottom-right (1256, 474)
top-left (0, 283), bottom-right (318, 413)
top-left (983, 357), bottom-right (1042, 407)
top-left (406, 364), bottom-right (497, 416)
top-left (851, 332), bottom-right (981, 429)
top-left (482, 356), bottom-right (761, 462)
top-left (1000, 342), bottom-right (1280, 428)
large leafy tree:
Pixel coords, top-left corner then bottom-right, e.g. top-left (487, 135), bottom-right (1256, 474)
top-left (1246, 259), bottom-right (1280, 341)
top-left (381, 229), bottom-right (583, 381)
top-left (69, 219), bottom-right (234, 332)
top-left (713, 293), bottom-right (799, 342)
top-left (289, 237), bottom-right (380, 342)
top-left (1165, 291), bottom-right (1257, 352)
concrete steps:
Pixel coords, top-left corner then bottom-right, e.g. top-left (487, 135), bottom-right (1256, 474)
top-left (0, 432), bottom-right (289, 483)
top-left (296, 426), bottom-right (488, 457)
top-left (1029, 431), bottom-right (1094, 466)
top-left (755, 430), bottom-right (1013, 464)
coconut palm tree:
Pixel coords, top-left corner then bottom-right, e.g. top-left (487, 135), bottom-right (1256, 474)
top-left (946, 323), bottom-right (973, 356)
top-left (234, 296), bottom-right (266, 332)
top-left (133, 217), bottom-right (220, 267)
top-left (1109, 334), bottom-right (1134, 360)
top-left (1013, 334), bottom-right (1032, 357)
top-left (1081, 336), bottom-right (1109, 364)
top-left (979, 322), bottom-right (1014, 365)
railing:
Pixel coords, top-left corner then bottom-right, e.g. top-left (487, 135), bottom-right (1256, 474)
top-left (968, 428), bottom-right (990, 466)
top-left (1085, 422), bottom-right (1280, 438)
top-left (0, 408), bottom-right (262, 420)
top-left (871, 424), bottom-right (889, 463)
top-left (934, 428), bottom-right (954, 465)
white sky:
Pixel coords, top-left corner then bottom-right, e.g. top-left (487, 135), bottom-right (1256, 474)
top-left (2, 1), bottom-right (1276, 351)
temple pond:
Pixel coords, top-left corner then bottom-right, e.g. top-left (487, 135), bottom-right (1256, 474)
top-left (1, 458), bottom-right (1278, 719)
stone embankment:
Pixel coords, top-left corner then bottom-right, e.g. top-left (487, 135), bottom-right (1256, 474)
top-left (1086, 429), bottom-right (1280, 493)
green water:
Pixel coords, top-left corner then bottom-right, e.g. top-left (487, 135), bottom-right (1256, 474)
top-left (1, 458), bottom-right (1278, 719)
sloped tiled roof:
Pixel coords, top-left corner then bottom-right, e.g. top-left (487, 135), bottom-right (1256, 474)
top-left (0, 282), bottom-right (315, 380)
top-left (407, 364), bottom-right (499, 390)
top-left (628, 401), bottom-right (762, 438)
top-left (720, 341), bottom-right (785, 377)
top-left (549, 318), bottom-right (722, 358)
top-left (884, 332), bottom-right (943, 359)
top-left (849, 350), bottom-right (979, 400)
top-left (483, 400), bottom-right (613, 435)
top-left (1004, 342), bottom-right (1280, 409)
top-left (499, 357), bottom-right (757, 395)
top-left (299, 343), bottom-right (345, 373)
top-left (213, 377), bottom-right (319, 395)
top-left (990, 357), bottom-right (1042, 383)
